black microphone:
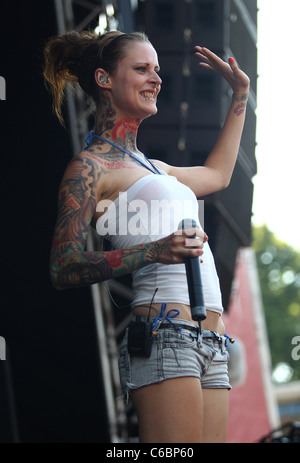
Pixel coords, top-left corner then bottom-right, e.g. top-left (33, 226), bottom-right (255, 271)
top-left (178, 219), bottom-right (206, 329)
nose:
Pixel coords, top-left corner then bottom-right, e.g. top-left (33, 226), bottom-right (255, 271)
top-left (156, 75), bottom-right (162, 86)
top-left (151, 72), bottom-right (162, 87)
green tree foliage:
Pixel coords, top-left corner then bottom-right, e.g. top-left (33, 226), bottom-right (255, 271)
top-left (252, 224), bottom-right (300, 381)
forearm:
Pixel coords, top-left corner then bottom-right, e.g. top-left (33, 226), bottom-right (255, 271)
top-left (204, 89), bottom-right (249, 188)
top-left (50, 240), bottom-right (164, 290)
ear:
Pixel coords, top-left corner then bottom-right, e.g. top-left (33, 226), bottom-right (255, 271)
top-left (95, 68), bottom-right (112, 89)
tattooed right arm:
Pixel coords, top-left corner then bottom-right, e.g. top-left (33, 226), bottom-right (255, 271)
top-left (51, 240), bottom-right (167, 290)
top-left (49, 152), bottom-right (170, 291)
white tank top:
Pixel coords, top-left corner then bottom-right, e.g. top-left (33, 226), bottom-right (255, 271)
top-left (96, 174), bottom-right (223, 315)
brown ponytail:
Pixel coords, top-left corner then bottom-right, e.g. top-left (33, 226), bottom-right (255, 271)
top-left (43, 30), bottom-right (150, 126)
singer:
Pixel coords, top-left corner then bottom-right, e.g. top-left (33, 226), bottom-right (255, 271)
top-left (44, 30), bottom-right (249, 443)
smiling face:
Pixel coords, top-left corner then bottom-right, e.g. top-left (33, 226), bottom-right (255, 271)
top-left (108, 41), bottom-right (162, 121)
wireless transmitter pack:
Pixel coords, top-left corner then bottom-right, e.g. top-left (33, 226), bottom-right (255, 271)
top-left (127, 317), bottom-right (153, 357)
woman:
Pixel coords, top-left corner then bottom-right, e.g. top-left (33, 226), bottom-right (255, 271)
top-left (43, 30), bottom-right (249, 443)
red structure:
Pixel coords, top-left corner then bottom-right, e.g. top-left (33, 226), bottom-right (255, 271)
top-left (223, 248), bottom-right (280, 443)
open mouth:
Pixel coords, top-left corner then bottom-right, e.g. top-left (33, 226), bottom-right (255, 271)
top-left (140, 91), bottom-right (157, 101)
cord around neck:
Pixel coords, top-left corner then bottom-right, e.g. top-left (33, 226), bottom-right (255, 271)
top-left (84, 130), bottom-right (162, 175)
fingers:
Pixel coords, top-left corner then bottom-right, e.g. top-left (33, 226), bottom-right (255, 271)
top-left (170, 230), bottom-right (205, 260)
top-left (156, 229), bottom-right (207, 265)
top-left (195, 46), bottom-right (237, 72)
top-left (184, 237), bottom-right (202, 248)
top-left (174, 227), bottom-right (207, 245)
top-left (228, 56), bottom-right (236, 67)
top-left (186, 232), bottom-right (208, 245)
top-left (228, 56), bottom-right (250, 90)
top-left (194, 46), bottom-right (216, 71)
top-left (228, 56), bottom-right (240, 76)
top-left (194, 46), bottom-right (250, 91)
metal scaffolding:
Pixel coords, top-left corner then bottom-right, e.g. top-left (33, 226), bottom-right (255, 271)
top-left (53, 0), bottom-right (137, 442)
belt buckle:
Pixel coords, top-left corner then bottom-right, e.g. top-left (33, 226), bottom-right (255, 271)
top-left (212, 331), bottom-right (222, 341)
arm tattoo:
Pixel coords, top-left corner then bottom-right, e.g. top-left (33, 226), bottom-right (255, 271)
top-left (234, 93), bottom-right (248, 103)
top-left (51, 241), bottom-right (161, 290)
top-left (50, 154), bottom-right (167, 290)
top-left (233, 92), bottom-right (248, 116)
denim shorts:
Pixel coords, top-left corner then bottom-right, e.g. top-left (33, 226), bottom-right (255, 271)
top-left (119, 318), bottom-right (231, 402)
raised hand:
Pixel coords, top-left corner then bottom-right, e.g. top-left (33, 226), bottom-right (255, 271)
top-left (194, 46), bottom-right (250, 95)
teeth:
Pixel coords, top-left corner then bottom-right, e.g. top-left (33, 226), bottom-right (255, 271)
top-left (140, 92), bottom-right (156, 101)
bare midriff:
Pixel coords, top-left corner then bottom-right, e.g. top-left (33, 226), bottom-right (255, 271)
top-left (132, 302), bottom-right (225, 335)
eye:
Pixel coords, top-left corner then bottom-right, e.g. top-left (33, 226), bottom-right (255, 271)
top-left (135, 67), bottom-right (146, 72)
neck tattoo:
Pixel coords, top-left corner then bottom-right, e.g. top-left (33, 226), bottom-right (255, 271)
top-left (95, 94), bottom-right (141, 152)
top-left (95, 93), bottom-right (117, 139)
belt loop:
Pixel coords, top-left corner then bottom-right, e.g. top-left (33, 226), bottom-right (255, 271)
top-left (221, 336), bottom-right (226, 353)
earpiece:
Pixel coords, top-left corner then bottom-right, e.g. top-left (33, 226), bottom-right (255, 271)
top-left (99, 74), bottom-right (109, 84)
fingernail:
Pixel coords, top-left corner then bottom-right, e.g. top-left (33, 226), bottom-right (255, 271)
top-left (229, 57), bottom-right (235, 64)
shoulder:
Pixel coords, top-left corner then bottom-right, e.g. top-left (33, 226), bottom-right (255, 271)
top-left (150, 159), bottom-right (172, 174)
top-left (59, 150), bottom-right (106, 200)
top-left (63, 149), bottom-right (106, 177)
top-left (149, 159), bottom-right (186, 180)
